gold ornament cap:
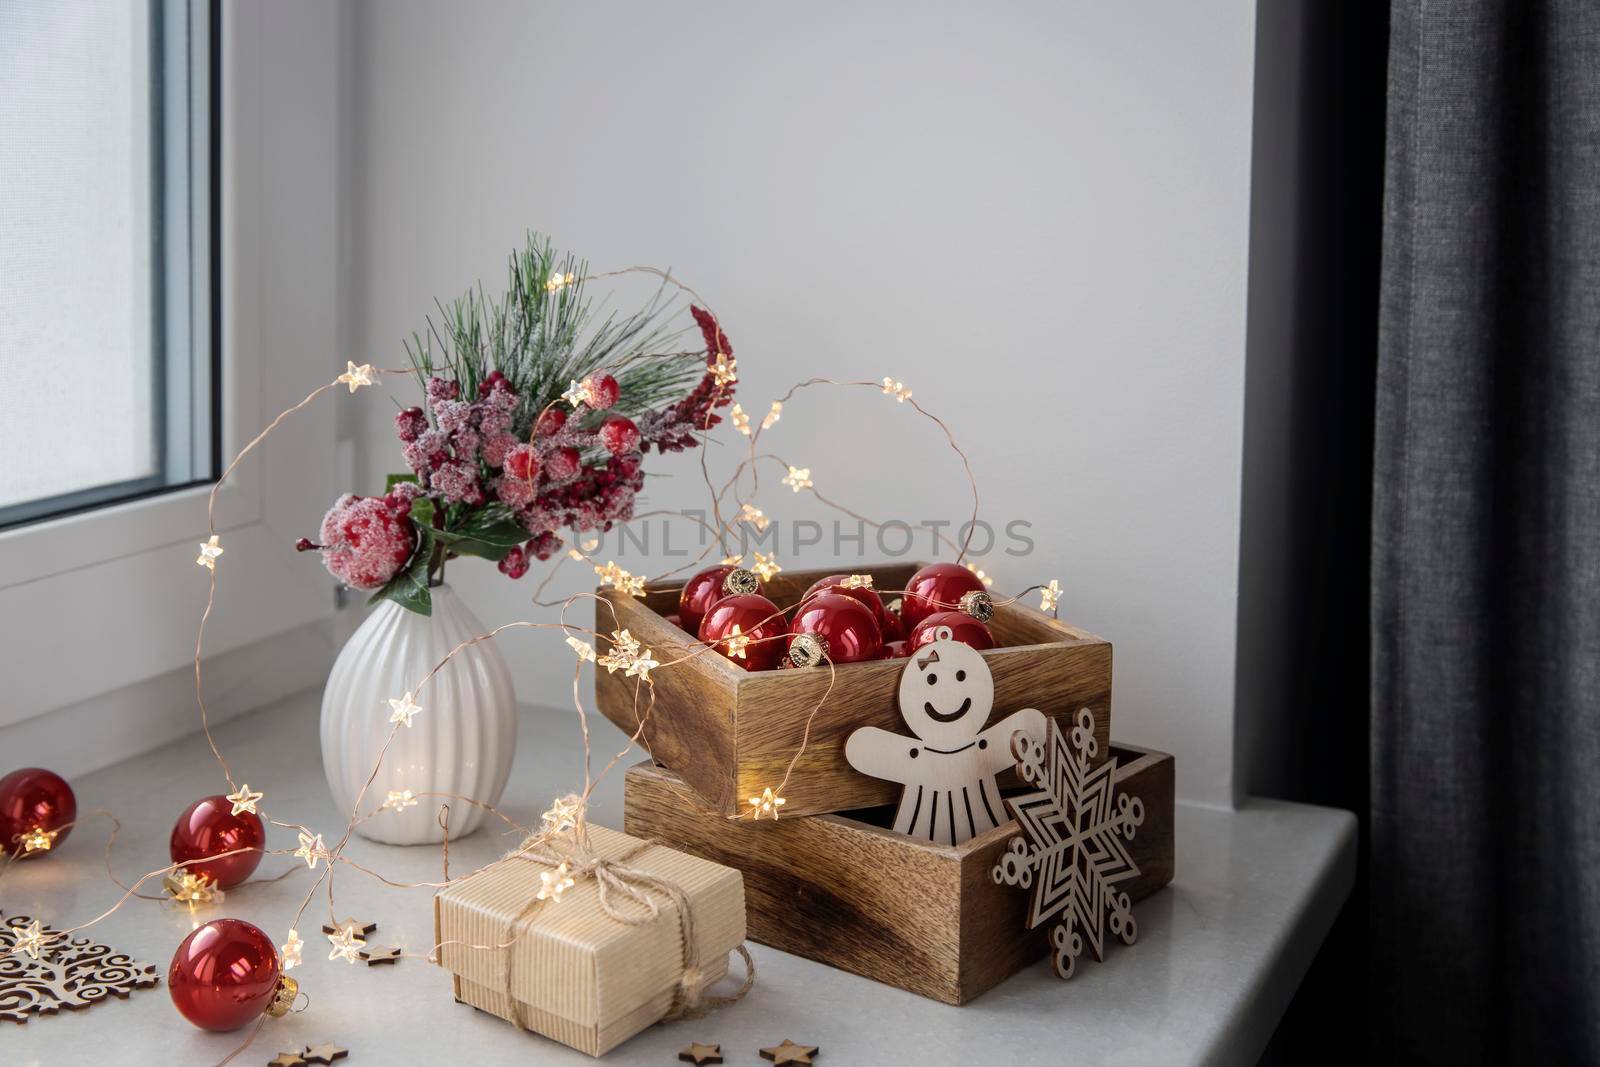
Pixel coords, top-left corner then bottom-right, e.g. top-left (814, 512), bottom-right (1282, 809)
top-left (959, 589), bottom-right (995, 623)
top-left (788, 632), bottom-right (828, 668)
top-left (722, 567), bottom-right (760, 597)
top-left (265, 975), bottom-right (299, 1018)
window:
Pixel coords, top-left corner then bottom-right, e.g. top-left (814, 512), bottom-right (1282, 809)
top-left (0, 0), bottom-right (216, 528)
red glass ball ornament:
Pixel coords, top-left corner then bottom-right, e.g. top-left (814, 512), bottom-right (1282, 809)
top-left (901, 563), bottom-right (987, 631)
top-left (882, 609), bottom-right (906, 642)
top-left (881, 640), bottom-right (912, 659)
top-left (698, 593), bottom-right (789, 671)
top-left (790, 592), bottom-right (883, 665)
top-left (0, 767), bottom-right (76, 858)
top-left (800, 574), bottom-right (888, 632)
top-left (170, 796), bottom-right (266, 889)
top-left (908, 610), bottom-right (996, 652)
top-left (168, 919), bottom-right (282, 1031)
top-left (678, 564), bottom-right (738, 636)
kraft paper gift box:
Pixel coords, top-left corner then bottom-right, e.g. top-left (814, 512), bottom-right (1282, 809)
top-left (433, 824), bottom-right (747, 1057)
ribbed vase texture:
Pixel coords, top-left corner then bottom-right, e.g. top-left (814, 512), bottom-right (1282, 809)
top-left (320, 585), bottom-right (516, 845)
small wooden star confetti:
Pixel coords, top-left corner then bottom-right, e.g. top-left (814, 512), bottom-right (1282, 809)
top-left (327, 926), bottom-right (364, 964)
top-left (751, 551), bottom-right (782, 581)
top-left (336, 360), bottom-right (376, 392)
top-left (303, 1044), bottom-right (350, 1065)
top-left (281, 929), bottom-right (304, 971)
top-left (1040, 578), bottom-right (1062, 613)
top-left (537, 861), bottom-right (575, 902)
top-left (226, 783), bottom-right (264, 816)
top-left (748, 787), bottom-right (786, 820)
top-left (562, 379), bottom-right (588, 407)
top-left (267, 1053), bottom-right (307, 1067)
top-left (782, 466), bottom-right (812, 492)
top-left (762, 401), bottom-right (783, 430)
top-left (710, 352), bottom-right (737, 387)
top-left (679, 1041), bottom-right (724, 1065)
top-left (11, 919), bottom-right (48, 960)
top-left (541, 794), bottom-right (583, 834)
top-left (740, 503), bottom-right (770, 531)
top-left (382, 789), bottom-right (418, 811)
top-left (881, 376), bottom-right (913, 402)
top-left (724, 624), bottom-right (751, 660)
top-left (731, 403), bottom-right (751, 435)
top-left (358, 944), bottom-right (402, 966)
top-left (294, 831), bottom-right (328, 869)
top-left (760, 1039), bottom-right (820, 1064)
top-left (18, 827), bottom-right (57, 854)
top-left (196, 534), bottom-right (223, 569)
top-left (321, 916), bottom-right (378, 936)
top-left (387, 691), bottom-right (422, 727)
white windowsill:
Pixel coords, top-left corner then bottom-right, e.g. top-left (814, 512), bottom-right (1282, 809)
top-left (2, 690), bottom-right (1354, 1065)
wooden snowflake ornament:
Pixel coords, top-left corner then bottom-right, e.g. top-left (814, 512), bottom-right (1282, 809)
top-left (0, 914), bottom-right (160, 1023)
top-left (992, 707), bottom-right (1145, 979)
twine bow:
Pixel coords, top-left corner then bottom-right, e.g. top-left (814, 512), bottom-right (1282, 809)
top-left (497, 831), bottom-right (754, 1031)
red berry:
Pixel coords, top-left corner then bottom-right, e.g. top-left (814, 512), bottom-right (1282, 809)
top-left (599, 415), bottom-right (641, 455)
top-left (497, 545), bottom-right (529, 579)
top-left (529, 531), bottom-right (563, 560)
top-left (504, 443), bottom-right (540, 481)
top-left (317, 493), bottom-right (418, 590)
top-left (477, 370), bottom-right (507, 397)
top-left (535, 406), bottom-right (567, 436)
top-left (544, 446), bottom-right (581, 481)
top-left (584, 374), bottom-right (620, 410)
top-left (394, 407), bottom-right (428, 443)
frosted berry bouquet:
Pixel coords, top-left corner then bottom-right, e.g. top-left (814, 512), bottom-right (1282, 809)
top-left (299, 235), bottom-right (736, 614)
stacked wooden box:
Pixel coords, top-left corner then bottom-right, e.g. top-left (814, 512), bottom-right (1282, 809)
top-left (597, 562), bottom-right (1174, 1005)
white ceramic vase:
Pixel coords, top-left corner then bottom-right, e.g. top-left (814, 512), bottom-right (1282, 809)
top-left (320, 584), bottom-right (516, 845)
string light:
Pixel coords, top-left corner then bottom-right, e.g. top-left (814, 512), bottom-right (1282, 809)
top-left (281, 929), bottom-right (304, 971)
top-left (751, 552), bottom-right (781, 581)
top-left (11, 919), bottom-right (48, 960)
top-left (541, 795), bottom-right (583, 835)
top-left (226, 783), bottom-right (263, 816)
top-left (731, 404), bottom-right (751, 435)
top-left (294, 831), bottom-right (329, 870)
top-left (327, 926), bottom-right (365, 964)
top-left (782, 467), bottom-right (812, 493)
top-left (711, 351), bottom-right (737, 387)
top-left (195, 534), bottom-right (223, 570)
top-left (336, 361), bottom-right (376, 393)
top-left (881, 376), bottom-right (913, 403)
top-left (537, 861), bottom-right (576, 902)
top-left (567, 548), bottom-right (586, 562)
top-left (164, 870), bottom-right (223, 905)
top-left (747, 787), bottom-right (786, 820)
top-left (382, 789), bottom-right (418, 811)
top-left (18, 827), bottom-right (57, 855)
top-left (565, 635), bottom-right (597, 662)
top-left (387, 692), bottom-right (422, 728)
top-left (545, 271), bottom-right (577, 294)
top-left (594, 560), bottom-right (646, 597)
top-left (561, 379), bottom-right (588, 407)
top-left (739, 503), bottom-right (770, 531)
top-left (761, 402), bottom-right (783, 430)
top-left (1040, 579), bottom-right (1062, 614)
top-left (841, 574), bottom-right (874, 590)
top-left (723, 624), bottom-right (751, 661)
top-left (624, 649), bottom-right (659, 679)
top-left (598, 629), bottom-right (656, 677)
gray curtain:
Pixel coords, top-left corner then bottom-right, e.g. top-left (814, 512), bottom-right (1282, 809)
top-left (1374, 2), bottom-right (1600, 1060)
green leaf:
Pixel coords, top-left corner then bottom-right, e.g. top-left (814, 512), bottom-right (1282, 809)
top-left (410, 497), bottom-right (436, 527)
top-left (368, 541), bottom-right (432, 616)
top-left (385, 472), bottom-right (419, 492)
top-left (430, 503), bottom-right (527, 562)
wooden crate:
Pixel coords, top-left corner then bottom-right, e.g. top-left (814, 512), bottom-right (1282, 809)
top-left (622, 745), bottom-right (1174, 1004)
top-left (595, 562), bottom-right (1113, 818)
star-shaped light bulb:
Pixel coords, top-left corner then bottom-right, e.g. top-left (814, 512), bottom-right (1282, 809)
top-left (782, 466), bottom-right (812, 493)
top-left (336, 361), bottom-right (376, 393)
top-left (541, 794), bottom-right (583, 835)
top-left (196, 534), bottom-right (223, 570)
top-left (562, 379), bottom-right (588, 408)
top-left (881, 376), bottom-right (913, 402)
top-left (383, 789), bottom-right (418, 811)
top-left (711, 352), bottom-right (737, 387)
top-left (565, 635), bottom-right (597, 662)
top-left (1040, 579), bottom-right (1062, 614)
top-left (281, 929), bottom-right (304, 971)
top-left (294, 831), bottom-right (328, 870)
top-left (165, 870), bottom-right (223, 905)
top-left (752, 551), bottom-right (782, 581)
top-left (748, 787), bottom-right (786, 820)
top-left (721, 553), bottom-right (746, 567)
top-left (226, 783), bottom-right (263, 816)
top-left (761, 402), bottom-right (783, 430)
top-left (739, 503), bottom-right (769, 531)
top-left (536, 861), bottom-right (576, 902)
top-left (11, 919), bottom-right (48, 960)
top-left (731, 404), bottom-right (751, 435)
top-left (724, 624), bottom-right (751, 660)
top-left (545, 271), bottom-right (577, 294)
top-left (965, 562), bottom-right (995, 588)
top-left (18, 827), bottom-right (57, 855)
top-left (327, 925), bottom-right (365, 964)
top-left (624, 649), bottom-right (659, 680)
top-left (387, 692), bottom-right (422, 728)
top-left (841, 574), bottom-right (874, 590)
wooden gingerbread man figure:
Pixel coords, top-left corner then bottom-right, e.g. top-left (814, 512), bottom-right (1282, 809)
top-left (845, 636), bottom-right (1046, 845)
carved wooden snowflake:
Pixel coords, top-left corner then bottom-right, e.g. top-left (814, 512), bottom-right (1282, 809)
top-left (0, 914), bottom-right (159, 1023)
top-left (991, 708), bottom-right (1144, 979)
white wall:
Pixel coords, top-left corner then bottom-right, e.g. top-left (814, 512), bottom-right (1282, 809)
top-left (346, 0), bottom-right (1257, 807)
